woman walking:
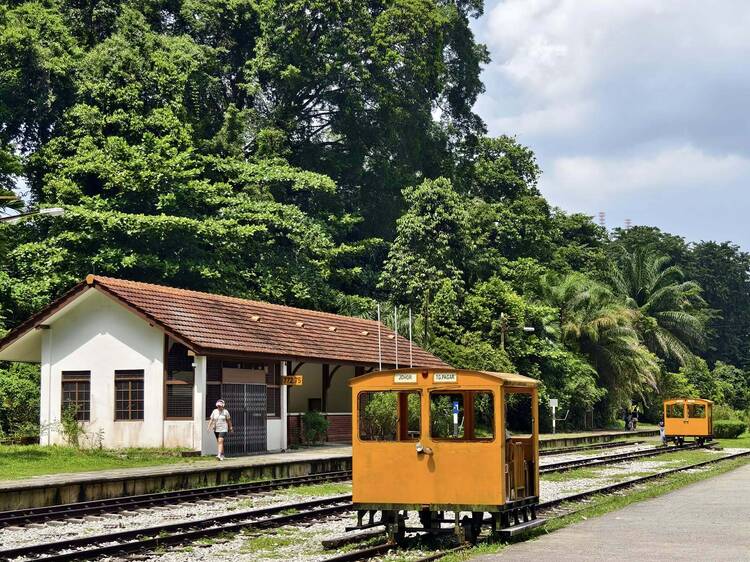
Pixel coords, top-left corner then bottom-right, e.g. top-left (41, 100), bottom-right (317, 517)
top-left (208, 399), bottom-right (233, 460)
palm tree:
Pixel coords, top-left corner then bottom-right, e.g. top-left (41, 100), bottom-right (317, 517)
top-left (0, 188), bottom-right (23, 216)
top-left (607, 248), bottom-right (706, 366)
top-left (543, 273), bottom-right (659, 406)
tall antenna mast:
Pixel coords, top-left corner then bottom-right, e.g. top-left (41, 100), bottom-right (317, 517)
top-left (394, 305), bottom-right (399, 369)
top-left (377, 303), bottom-right (382, 371)
top-left (409, 308), bottom-right (413, 367)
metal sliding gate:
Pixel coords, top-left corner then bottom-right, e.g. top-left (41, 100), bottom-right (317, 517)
top-left (221, 383), bottom-right (267, 456)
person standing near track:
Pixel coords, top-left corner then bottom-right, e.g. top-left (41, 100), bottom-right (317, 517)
top-left (208, 399), bottom-right (233, 460)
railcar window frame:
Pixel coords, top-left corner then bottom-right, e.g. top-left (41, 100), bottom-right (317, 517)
top-left (666, 401), bottom-right (686, 418)
top-left (429, 390), bottom-right (496, 442)
top-left (687, 403), bottom-right (706, 418)
top-left (356, 390), bottom-right (422, 442)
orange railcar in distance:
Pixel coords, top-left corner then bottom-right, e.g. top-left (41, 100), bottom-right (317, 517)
top-left (663, 398), bottom-right (713, 446)
top-left (349, 368), bottom-right (543, 542)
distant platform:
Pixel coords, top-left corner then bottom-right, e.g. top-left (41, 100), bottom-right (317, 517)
top-left (0, 430), bottom-right (657, 511)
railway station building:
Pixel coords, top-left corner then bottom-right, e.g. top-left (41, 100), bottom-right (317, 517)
top-left (0, 275), bottom-right (447, 455)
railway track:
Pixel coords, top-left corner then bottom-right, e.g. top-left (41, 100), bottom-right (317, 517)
top-left (539, 442), bottom-right (705, 473)
top-left (0, 470), bottom-right (352, 528)
top-left (0, 494), bottom-right (354, 562)
top-left (541, 439), bottom-right (643, 456)
top-left (322, 449), bottom-right (750, 562)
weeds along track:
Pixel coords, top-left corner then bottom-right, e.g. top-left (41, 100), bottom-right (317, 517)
top-left (0, 470), bottom-right (351, 528)
top-left (322, 449), bottom-right (750, 562)
top-left (0, 494), bottom-right (354, 562)
top-left (539, 442), bottom-right (704, 473)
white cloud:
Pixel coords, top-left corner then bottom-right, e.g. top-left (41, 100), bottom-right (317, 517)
top-left (545, 145), bottom-right (750, 206)
top-left (476, 0), bottom-right (750, 155)
top-left (473, 1), bottom-right (750, 246)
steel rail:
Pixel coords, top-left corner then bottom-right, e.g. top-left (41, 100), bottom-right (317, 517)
top-left (0, 470), bottom-right (351, 528)
top-left (539, 443), bottom-right (703, 473)
top-left (538, 448), bottom-right (750, 512)
top-left (541, 439), bottom-right (643, 456)
top-left (0, 494), bottom-right (354, 562)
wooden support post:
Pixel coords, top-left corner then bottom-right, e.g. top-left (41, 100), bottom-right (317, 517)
top-left (321, 364), bottom-right (330, 412)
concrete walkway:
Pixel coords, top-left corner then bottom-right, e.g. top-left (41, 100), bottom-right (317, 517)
top-left (476, 462), bottom-right (750, 562)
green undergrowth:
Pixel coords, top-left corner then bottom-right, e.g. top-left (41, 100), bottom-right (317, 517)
top-left (440, 454), bottom-right (750, 561)
top-left (0, 445), bottom-right (195, 479)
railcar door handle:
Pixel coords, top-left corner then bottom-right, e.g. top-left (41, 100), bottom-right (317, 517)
top-left (416, 442), bottom-right (433, 455)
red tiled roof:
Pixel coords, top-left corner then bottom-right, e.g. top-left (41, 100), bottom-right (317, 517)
top-left (0, 275), bottom-right (449, 368)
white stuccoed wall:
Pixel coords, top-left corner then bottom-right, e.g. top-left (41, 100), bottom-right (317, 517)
top-left (43, 290), bottom-right (173, 448)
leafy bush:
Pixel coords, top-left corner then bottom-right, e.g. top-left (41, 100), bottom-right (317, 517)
top-left (302, 411), bottom-right (330, 445)
top-left (713, 419), bottom-right (747, 439)
top-left (0, 363), bottom-right (40, 436)
top-left (60, 406), bottom-right (85, 448)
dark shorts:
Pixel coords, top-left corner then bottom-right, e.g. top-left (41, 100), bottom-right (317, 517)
top-left (214, 431), bottom-right (228, 440)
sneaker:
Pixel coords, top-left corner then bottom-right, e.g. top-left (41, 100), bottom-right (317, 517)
top-left (216, 455), bottom-right (222, 460)
top-left (219, 455), bottom-right (225, 461)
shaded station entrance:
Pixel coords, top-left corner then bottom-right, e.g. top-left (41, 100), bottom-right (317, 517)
top-left (221, 383), bottom-right (267, 456)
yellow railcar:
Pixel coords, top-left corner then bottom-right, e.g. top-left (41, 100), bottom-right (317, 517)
top-left (349, 368), bottom-right (543, 542)
top-left (663, 398), bottom-right (713, 446)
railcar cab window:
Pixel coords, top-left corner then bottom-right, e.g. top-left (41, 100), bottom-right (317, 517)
top-left (430, 391), bottom-right (495, 440)
top-left (667, 401), bottom-right (685, 418)
top-left (358, 391), bottom-right (421, 441)
top-left (505, 392), bottom-right (533, 436)
top-left (687, 403), bottom-right (706, 418)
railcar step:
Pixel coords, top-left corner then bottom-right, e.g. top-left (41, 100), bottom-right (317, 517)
top-left (497, 517), bottom-right (546, 538)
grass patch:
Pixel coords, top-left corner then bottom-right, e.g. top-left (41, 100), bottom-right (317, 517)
top-left (441, 455), bottom-right (750, 561)
top-left (542, 467), bottom-right (601, 482)
top-left (241, 528), bottom-right (316, 557)
top-left (0, 445), bottom-right (195, 479)
top-left (542, 449), bottom-right (721, 484)
top-left (717, 431), bottom-right (750, 449)
top-left (287, 482), bottom-right (352, 497)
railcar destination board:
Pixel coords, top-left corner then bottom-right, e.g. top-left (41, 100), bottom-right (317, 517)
top-left (434, 372), bottom-right (458, 383)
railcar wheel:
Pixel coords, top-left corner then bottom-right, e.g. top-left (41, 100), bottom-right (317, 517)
top-left (697, 437), bottom-right (705, 447)
top-left (386, 511), bottom-right (406, 544)
top-left (459, 513), bottom-right (482, 544)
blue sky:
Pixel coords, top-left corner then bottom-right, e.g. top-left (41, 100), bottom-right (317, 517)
top-left (472, 0), bottom-right (750, 249)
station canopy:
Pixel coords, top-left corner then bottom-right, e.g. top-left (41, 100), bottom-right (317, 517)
top-left (0, 275), bottom-right (449, 368)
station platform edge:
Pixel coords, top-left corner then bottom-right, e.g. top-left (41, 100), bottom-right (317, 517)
top-left (0, 430), bottom-right (658, 511)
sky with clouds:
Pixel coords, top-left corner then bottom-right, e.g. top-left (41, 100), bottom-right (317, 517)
top-left (472, 0), bottom-right (750, 248)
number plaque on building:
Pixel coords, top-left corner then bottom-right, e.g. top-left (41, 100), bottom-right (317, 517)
top-left (282, 375), bottom-right (304, 386)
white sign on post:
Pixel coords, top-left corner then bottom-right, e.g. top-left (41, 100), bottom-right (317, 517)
top-left (549, 398), bottom-right (558, 434)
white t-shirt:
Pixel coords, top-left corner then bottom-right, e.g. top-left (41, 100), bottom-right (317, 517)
top-left (210, 408), bottom-right (231, 432)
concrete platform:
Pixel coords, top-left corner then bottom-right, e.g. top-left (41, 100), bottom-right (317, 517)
top-left (539, 429), bottom-right (657, 450)
top-left (0, 429), bottom-right (655, 511)
top-left (0, 445), bottom-right (351, 510)
top-left (475, 462), bottom-right (750, 561)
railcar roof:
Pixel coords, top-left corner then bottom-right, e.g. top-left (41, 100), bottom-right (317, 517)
top-left (479, 371), bottom-right (539, 386)
top-left (350, 368), bottom-right (539, 387)
top-left (664, 397), bottom-right (714, 404)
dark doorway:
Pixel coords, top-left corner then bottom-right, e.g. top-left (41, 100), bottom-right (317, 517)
top-left (221, 383), bottom-right (267, 455)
